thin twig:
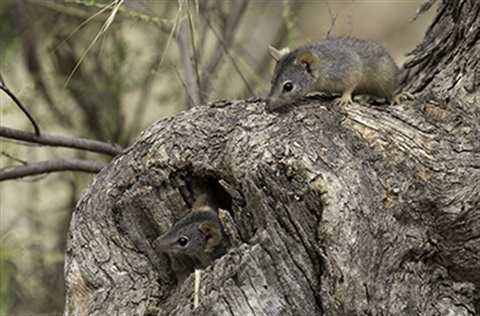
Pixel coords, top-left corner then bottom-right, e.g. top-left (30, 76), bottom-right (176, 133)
top-left (178, 0), bottom-right (200, 108)
top-left (185, 0), bottom-right (203, 105)
top-left (325, 2), bottom-right (338, 38)
top-left (171, 59), bottom-right (198, 108)
top-left (63, 0), bottom-right (124, 90)
top-left (199, 1), bottom-right (250, 97)
top-left (200, 3), bottom-right (253, 97)
top-left (126, 53), bottom-right (161, 142)
top-left (159, 0), bottom-right (183, 67)
top-left (0, 73), bottom-right (41, 136)
top-left (0, 159), bottom-right (105, 181)
top-left (1, 151), bottom-right (27, 165)
top-left (194, 269), bottom-right (201, 309)
top-left (0, 126), bottom-right (123, 156)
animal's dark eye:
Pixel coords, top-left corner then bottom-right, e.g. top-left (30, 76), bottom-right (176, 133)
top-left (283, 82), bottom-right (293, 92)
top-left (177, 237), bottom-right (189, 247)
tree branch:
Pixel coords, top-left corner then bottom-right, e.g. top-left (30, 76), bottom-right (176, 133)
top-left (0, 73), bottom-right (41, 136)
top-left (0, 159), bottom-right (105, 181)
top-left (0, 126), bottom-right (123, 156)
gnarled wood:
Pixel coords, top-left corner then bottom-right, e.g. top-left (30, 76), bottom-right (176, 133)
top-left (65, 0), bottom-right (479, 314)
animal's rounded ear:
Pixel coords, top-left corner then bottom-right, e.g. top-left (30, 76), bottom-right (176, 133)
top-left (199, 221), bottom-right (222, 252)
top-left (269, 45), bottom-right (290, 61)
top-left (295, 50), bottom-right (321, 76)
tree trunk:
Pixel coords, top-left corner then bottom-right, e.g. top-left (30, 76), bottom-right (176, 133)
top-left (64, 0), bottom-right (480, 314)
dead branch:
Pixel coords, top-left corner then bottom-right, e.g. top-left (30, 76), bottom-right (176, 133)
top-left (0, 159), bottom-right (105, 181)
top-left (0, 126), bottom-right (123, 156)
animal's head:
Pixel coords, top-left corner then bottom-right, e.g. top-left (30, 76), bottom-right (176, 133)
top-left (267, 45), bottom-right (321, 111)
top-left (152, 211), bottom-right (223, 258)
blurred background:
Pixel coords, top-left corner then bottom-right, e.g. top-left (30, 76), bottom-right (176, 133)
top-left (0, 1), bottom-right (436, 314)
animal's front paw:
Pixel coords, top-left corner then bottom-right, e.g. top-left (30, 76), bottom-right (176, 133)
top-left (392, 92), bottom-right (415, 105)
top-left (334, 93), bottom-right (355, 106)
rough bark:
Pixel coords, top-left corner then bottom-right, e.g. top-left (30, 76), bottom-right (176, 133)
top-left (64, 0), bottom-right (480, 315)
